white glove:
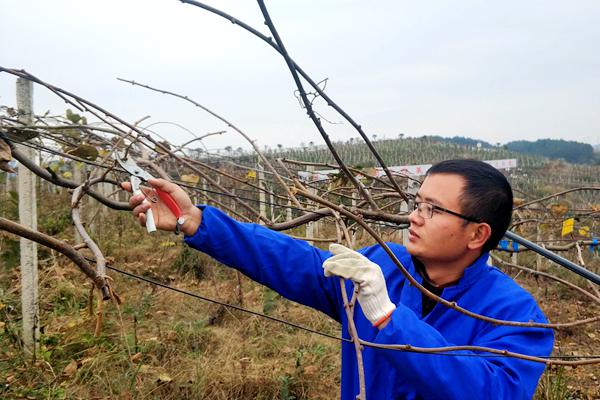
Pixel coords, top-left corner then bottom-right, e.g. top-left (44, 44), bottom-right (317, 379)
top-left (323, 244), bottom-right (396, 327)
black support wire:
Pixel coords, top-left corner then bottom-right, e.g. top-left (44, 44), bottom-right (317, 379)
top-left (105, 263), bottom-right (348, 343)
top-left (103, 262), bottom-right (600, 362)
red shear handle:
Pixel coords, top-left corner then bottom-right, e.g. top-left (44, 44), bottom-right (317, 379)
top-left (155, 188), bottom-right (184, 219)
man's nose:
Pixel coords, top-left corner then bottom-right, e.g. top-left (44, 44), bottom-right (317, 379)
top-left (408, 206), bottom-right (423, 226)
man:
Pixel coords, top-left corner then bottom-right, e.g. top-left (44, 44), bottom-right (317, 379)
top-left (125, 159), bottom-right (554, 399)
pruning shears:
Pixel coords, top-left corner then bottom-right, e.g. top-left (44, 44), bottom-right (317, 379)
top-left (116, 153), bottom-right (185, 234)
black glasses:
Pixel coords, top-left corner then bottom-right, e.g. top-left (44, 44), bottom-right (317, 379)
top-left (412, 201), bottom-right (480, 223)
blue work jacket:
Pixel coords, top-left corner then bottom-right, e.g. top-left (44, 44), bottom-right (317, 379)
top-left (184, 206), bottom-right (554, 400)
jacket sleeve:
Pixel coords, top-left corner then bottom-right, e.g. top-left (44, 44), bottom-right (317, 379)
top-left (183, 205), bottom-right (342, 321)
top-left (374, 298), bottom-right (554, 399)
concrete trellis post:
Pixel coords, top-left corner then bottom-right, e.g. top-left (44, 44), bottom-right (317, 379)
top-left (511, 246), bottom-right (518, 264)
top-left (536, 223), bottom-right (543, 271)
top-left (231, 189), bottom-right (236, 213)
top-left (72, 162), bottom-right (84, 242)
top-left (305, 166), bottom-right (314, 245)
top-left (100, 182), bottom-right (111, 217)
top-left (401, 180), bottom-right (418, 245)
top-left (286, 198), bottom-right (292, 222)
top-left (16, 77), bottom-right (39, 355)
top-left (258, 164), bottom-right (267, 224)
top-left (350, 188), bottom-right (358, 246)
top-left (202, 178), bottom-right (208, 205)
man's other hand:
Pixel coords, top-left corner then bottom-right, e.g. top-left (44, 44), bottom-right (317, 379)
top-left (323, 244), bottom-right (396, 328)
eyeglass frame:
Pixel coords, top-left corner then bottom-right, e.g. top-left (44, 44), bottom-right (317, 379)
top-left (412, 201), bottom-right (481, 223)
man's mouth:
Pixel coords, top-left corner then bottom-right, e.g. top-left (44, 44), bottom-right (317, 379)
top-left (408, 229), bottom-right (420, 240)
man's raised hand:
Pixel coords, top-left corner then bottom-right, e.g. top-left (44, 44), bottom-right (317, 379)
top-left (121, 178), bottom-right (201, 236)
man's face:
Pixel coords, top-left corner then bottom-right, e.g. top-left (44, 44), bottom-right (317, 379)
top-left (406, 173), bottom-right (474, 264)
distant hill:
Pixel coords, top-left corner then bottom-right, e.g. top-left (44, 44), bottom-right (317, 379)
top-left (403, 136), bottom-right (598, 165)
top-left (221, 135), bottom-right (600, 187)
top-left (252, 136), bottom-right (549, 169)
top-left (228, 135), bottom-right (600, 168)
top-left (505, 139), bottom-right (596, 164)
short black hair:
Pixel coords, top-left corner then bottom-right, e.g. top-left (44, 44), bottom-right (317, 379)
top-left (426, 159), bottom-right (513, 253)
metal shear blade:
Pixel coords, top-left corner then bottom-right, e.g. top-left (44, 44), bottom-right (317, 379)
top-left (116, 153), bottom-right (154, 181)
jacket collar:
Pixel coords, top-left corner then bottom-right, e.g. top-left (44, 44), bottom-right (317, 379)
top-left (411, 251), bottom-right (490, 290)
top-left (456, 251), bottom-right (490, 287)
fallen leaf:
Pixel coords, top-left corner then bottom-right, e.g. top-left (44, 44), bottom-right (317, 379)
top-left (66, 320), bottom-right (78, 329)
top-left (550, 203), bottom-right (569, 217)
top-left (119, 392), bottom-right (132, 400)
top-left (165, 330), bottom-right (178, 341)
top-left (130, 352), bottom-right (142, 363)
top-left (80, 357), bottom-right (94, 366)
top-left (157, 373), bottom-right (172, 384)
top-left (303, 365), bottom-right (318, 376)
top-left (63, 360), bottom-right (79, 377)
top-left (139, 364), bottom-right (152, 373)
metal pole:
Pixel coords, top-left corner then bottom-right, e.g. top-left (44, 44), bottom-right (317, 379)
top-left (504, 230), bottom-right (600, 286)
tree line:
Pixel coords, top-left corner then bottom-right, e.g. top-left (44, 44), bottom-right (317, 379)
top-left (425, 136), bottom-right (597, 165)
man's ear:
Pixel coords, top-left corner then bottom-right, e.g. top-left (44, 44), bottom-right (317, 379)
top-left (467, 222), bottom-right (492, 251)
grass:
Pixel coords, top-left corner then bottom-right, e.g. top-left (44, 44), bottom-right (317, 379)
top-left (0, 229), bottom-right (341, 399)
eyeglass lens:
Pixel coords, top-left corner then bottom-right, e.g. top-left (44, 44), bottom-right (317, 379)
top-left (414, 202), bottom-right (433, 219)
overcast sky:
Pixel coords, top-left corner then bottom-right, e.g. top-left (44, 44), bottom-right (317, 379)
top-left (1, 0), bottom-right (599, 152)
